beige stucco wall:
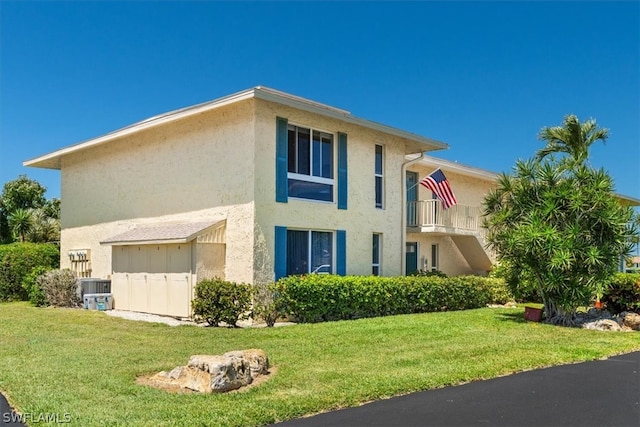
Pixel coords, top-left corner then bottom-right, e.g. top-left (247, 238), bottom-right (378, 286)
top-left (60, 99), bottom-right (257, 284)
top-left (252, 99), bottom-right (431, 281)
top-left (405, 165), bottom-right (496, 276)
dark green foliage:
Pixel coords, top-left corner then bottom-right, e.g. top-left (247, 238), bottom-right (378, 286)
top-left (37, 269), bottom-right (81, 308)
top-left (0, 243), bottom-right (59, 301)
top-left (601, 273), bottom-right (640, 314)
top-left (192, 279), bottom-right (252, 327)
top-left (0, 176), bottom-right (59, 244)
top-left (483, 115), bottom-right (637, 325)
top-left (22, 265), bottom-right (53, 306)
top-left (273, 275), bottom-right (512, 323)
top-left (409, 269), bottom-right (448, 278)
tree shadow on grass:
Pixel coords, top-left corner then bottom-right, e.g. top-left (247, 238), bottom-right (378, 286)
top-left (495, 311), bottom-right (527, 324)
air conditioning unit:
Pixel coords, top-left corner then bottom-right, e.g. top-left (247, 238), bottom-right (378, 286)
top-left (78, 278), bottom-right (111, 298)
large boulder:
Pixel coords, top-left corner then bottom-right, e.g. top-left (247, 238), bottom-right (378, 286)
top-left (620, 312), bottom-right (640, 331)
top-left (150, 349), bottom-right (269, 393)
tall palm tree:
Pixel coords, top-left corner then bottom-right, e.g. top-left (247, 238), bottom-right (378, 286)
top-left (8, 208), bottom-right (33, 242)
top-left (536, 115), bottom-right (608, 165)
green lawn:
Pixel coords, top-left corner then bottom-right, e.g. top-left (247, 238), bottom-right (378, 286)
top-left (1, 302), bottom-right (639, 426)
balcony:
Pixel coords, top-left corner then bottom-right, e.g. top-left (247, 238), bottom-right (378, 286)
top-left (407, 200), bottom-right (481, 235)
top-left (407, 200), bottom-right (494, 271)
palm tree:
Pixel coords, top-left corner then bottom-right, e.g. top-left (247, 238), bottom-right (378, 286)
top-left (536, 115), bottom-right (608, 165)
top-left (8, 208), bottom-right (33, 242)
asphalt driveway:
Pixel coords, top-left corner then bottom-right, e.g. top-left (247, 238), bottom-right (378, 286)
top-left (272, 351), bottom-right (640, 427)
top-left (3, 352), bottom-right (638, 426)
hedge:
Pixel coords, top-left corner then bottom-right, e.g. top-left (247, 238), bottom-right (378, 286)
top-left (601, 273), bottom-right (640, 314)
top-left (0, 243), bottom-right (59, 301)
top-left (273, 274), bottom-right (512, 323)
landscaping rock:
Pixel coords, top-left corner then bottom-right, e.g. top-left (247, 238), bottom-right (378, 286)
top-left (620, 312), bottom-right (640, 331)
top-left (582, 319), bottom-right (622, 331)
top-left (149, 349), bottom-right (269, 393)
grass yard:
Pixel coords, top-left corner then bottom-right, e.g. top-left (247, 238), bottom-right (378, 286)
top-left (1, 302), bottom-right (639, 426)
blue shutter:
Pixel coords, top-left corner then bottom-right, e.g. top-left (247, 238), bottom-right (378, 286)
top-left (276, 117), bottom-right (288, 203)
top-left (337, 132), bottom-right (348, 209)
top-left (274, 226), bottom-right (287, 280)
top-left (336, 229), bottom-right (346, 275)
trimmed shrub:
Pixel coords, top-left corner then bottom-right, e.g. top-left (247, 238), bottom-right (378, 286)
top-left (192, 279), bottom-right (252, 327)
top-left (22, 265), bottom-right (53, 306)
top-left (601, 273), bottom-right (640, 314)
top-left (0, 243), bottom-right (59, 301)
top-left (37, 269), bottom-right (81, 308)
top-left (274, 274), bottom-right (513, 323)
top-left (251, 283), bottom-right (283, 327)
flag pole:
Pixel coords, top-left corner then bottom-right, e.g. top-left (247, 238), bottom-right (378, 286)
top-left (408, 168), bottom-right (441, 192)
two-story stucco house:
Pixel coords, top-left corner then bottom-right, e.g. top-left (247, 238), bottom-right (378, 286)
top-left (28, 86), bottom-right (490, 317)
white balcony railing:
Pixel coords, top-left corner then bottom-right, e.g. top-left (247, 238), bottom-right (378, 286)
top-left (407, 200), bottom-right (481, 232)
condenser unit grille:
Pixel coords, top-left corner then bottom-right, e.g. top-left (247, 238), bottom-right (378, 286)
top-left (79, 279), bottom-right (111, 297)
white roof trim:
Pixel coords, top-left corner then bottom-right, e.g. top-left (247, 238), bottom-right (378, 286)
top-left (415, 155), bottom-right (499, 180)
top-left (24, 86), bottom-right (448, 169)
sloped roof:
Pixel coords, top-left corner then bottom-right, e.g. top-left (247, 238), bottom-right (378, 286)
top-left (100, 221), bottom-right (223, 246)
top-left (24, 86), bottom-right (449, 169)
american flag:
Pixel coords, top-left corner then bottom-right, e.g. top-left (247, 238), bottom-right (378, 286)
top-left (419, 169), bottom-right (457, 209)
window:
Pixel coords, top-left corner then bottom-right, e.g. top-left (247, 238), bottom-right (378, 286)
top-left (375, 144), bottom-right (384, 209)
top-left (431, 244), bottom-right (439, 272)
top-left (372, 233), bottom-right (381, 275)
top-left (287, 125), bottom-right (334, 202)
top-left (286, 230), bottom-right (333, 275)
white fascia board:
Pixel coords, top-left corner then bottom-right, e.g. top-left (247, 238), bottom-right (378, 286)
top-left (417, 155), bottom-right (499, 181)
top-left (100, 238), bottom-right (190, 246)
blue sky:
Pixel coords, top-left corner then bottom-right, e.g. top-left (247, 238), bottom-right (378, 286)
top-left (1, 1), bottom-right (638, 201)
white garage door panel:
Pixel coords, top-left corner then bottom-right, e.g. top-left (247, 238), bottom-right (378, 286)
top-left (147, 275), bottom-right (168, 315)
top-left (111, 243), bottom-right (193, 317)
top-left (129, 273), bottom-right (149, 313)
top-left (167, 274), bottom-right (190, 317)
top-left (111, 273), bottom-right (130, 310)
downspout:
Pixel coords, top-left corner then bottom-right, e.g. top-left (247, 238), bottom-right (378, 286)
top-left (401, 152), bottom-right (424, 276)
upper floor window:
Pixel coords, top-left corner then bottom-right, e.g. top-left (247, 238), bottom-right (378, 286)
top-left (287, 125), bottom-right (334, 202)
top-left (375, 144), bottom-right (384, 209)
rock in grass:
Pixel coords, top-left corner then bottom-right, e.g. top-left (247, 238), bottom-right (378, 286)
top-left (150, 349), bottom-right (269, 393)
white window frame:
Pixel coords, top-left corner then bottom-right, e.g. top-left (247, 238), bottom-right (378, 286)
top-left (372, 233), bottom-right (382, 276)
top-left (375, 144), bottom-right (384, 209)
top-left (287, 123), bottom-right (335, 203)
top-left (431, 243), bottom-right (439, 272)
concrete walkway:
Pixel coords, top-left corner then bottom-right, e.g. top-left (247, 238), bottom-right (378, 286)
top-left (272, 351), bottom-right (640, 426)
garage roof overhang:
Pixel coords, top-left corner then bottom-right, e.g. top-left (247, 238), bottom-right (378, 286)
top-left (100, 221), bottom-right (225, 246)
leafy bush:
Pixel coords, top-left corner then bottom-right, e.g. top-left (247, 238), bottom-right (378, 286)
top-left (37, 269), bottom-right (81, 308)
top-left (0, 242), bottom-right (59, 301)
top-left (274, 275), bottom-right (513, 323)
top-left (410, 269), bottom-right (448, 278)
top-left (192, 279), bottom-right (252, 327)
top-left (601, 273), bottom-right (640, 314)
top-left (251, 283), bottom-right (283, 327)
top-left (488, 260), bottom-right (541, 303)
top-left (22, 265), bottom-right (53, 306)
